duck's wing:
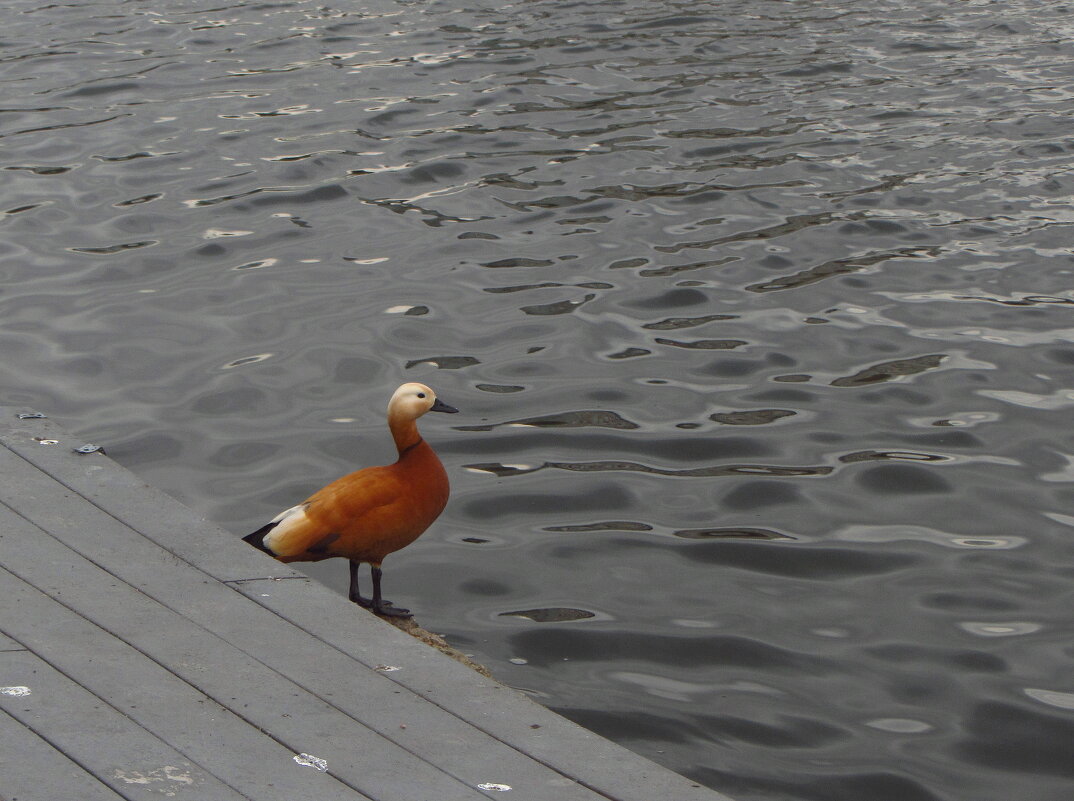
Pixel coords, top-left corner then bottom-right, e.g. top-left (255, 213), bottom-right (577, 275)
top-left (248, 467), bottom-right (403, 560)
top-left (300, 467), bottom-right (401, 531)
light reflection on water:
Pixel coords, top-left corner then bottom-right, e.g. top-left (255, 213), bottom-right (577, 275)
top-left (3, 1), bottom-right (1074, 799)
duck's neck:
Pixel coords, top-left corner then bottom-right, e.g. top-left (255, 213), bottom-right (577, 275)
top-left (389, 412), bottom-right (423, 457)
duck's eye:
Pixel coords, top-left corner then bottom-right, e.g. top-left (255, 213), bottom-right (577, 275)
top-left (417, 392), bottom-right (426, 399)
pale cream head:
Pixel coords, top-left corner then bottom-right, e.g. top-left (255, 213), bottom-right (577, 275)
top-left (388, 382), bottom-right (442, 421)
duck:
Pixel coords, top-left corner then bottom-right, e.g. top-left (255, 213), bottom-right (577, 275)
top-left (243, 382), bottom-right (457, 618)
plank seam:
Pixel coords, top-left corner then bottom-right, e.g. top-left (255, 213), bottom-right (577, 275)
top-left (0, 496), bottom-right (481, 801)
top-left (0, 706), bottom-right (128, 801)
top-left (0, 553), bottom-right (365, 801)
top-left (0, 619), bottom-right (257, 801)
top-left (0, 429), bottom-right (642, 800)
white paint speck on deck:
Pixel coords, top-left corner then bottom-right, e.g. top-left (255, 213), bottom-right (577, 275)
top-left (293, 753), bottom-right (328, 772)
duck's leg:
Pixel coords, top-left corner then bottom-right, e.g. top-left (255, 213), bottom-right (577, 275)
top-left (348, 559), bottom-right (374, 608)
top-left (370, 563), bottom-right (411, 618)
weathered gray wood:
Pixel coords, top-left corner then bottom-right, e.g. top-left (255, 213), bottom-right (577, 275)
top-left (0, 566), bottom-right (366, 801)
top-left (0, 647), bottom-right (240, 800)
top-left (0, 703), bottom-right (127, 801)
top-left (230, 577), bottom-right (725, 800)
top-left (0, 413), bottom-right (289, 585)
top-left (0, 409), bottom-right (735, 801)
top-left (0, 506), bottom-right (486, 801)
top-left (0, 447), bottom-right (611, 801)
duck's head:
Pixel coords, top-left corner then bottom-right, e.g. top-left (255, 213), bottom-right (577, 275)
top-left (388, 382), bottom-right (458, 421)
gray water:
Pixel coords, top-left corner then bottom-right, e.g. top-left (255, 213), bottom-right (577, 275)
top-left (3, 0), bottom-right (1074, 798)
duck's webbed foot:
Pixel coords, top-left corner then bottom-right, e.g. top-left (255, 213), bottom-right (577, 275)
top-left (370, 563), bottom-right (413, 618)
top-left (349, 560), bottom-right (414, 617)
top-left (372, 600), bottom-right (412, 618)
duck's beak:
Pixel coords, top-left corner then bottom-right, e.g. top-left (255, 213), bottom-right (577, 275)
top-left (430, 398), bottom-right (459, 414)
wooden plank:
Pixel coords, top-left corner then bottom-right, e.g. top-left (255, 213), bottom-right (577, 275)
top-left (231, 577), bottom-right (726, 800)
top-left (0, 409), bottom-right (734, 801)
top-left (0, 704), bottom-right (125, 801)
top-left (0, 448), bottom-right (610, 801)
top-left (0, 648), bottom-right (239, 800)
top-left (0, 413), bottom-right (286, 585)
top-left (0, 511), bottom-right (485, 801)
top-left (0, 567), bottom-right (366, 801)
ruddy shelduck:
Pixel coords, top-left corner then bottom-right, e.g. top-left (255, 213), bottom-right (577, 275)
top-left (243, 382), bottom-right (457, 617)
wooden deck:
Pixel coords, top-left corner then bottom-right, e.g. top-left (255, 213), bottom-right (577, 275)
top-left (0, 409), bottom-right (733, 801)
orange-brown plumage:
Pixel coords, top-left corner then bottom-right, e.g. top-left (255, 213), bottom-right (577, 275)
top-left (269, 439), bottom-right (449, 564)
top-left (243, 382), bottom-right (456, 617)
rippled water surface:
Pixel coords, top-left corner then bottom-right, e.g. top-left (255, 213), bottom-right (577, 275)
top-left (4, 0), bottom-right (1074, 798)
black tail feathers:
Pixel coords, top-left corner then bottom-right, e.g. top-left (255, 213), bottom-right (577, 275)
top-left (243, 521), bottom-right (278, 554)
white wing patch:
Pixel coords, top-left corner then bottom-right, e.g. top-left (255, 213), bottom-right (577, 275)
top-left (262, 503), bottom-right (311, 555)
